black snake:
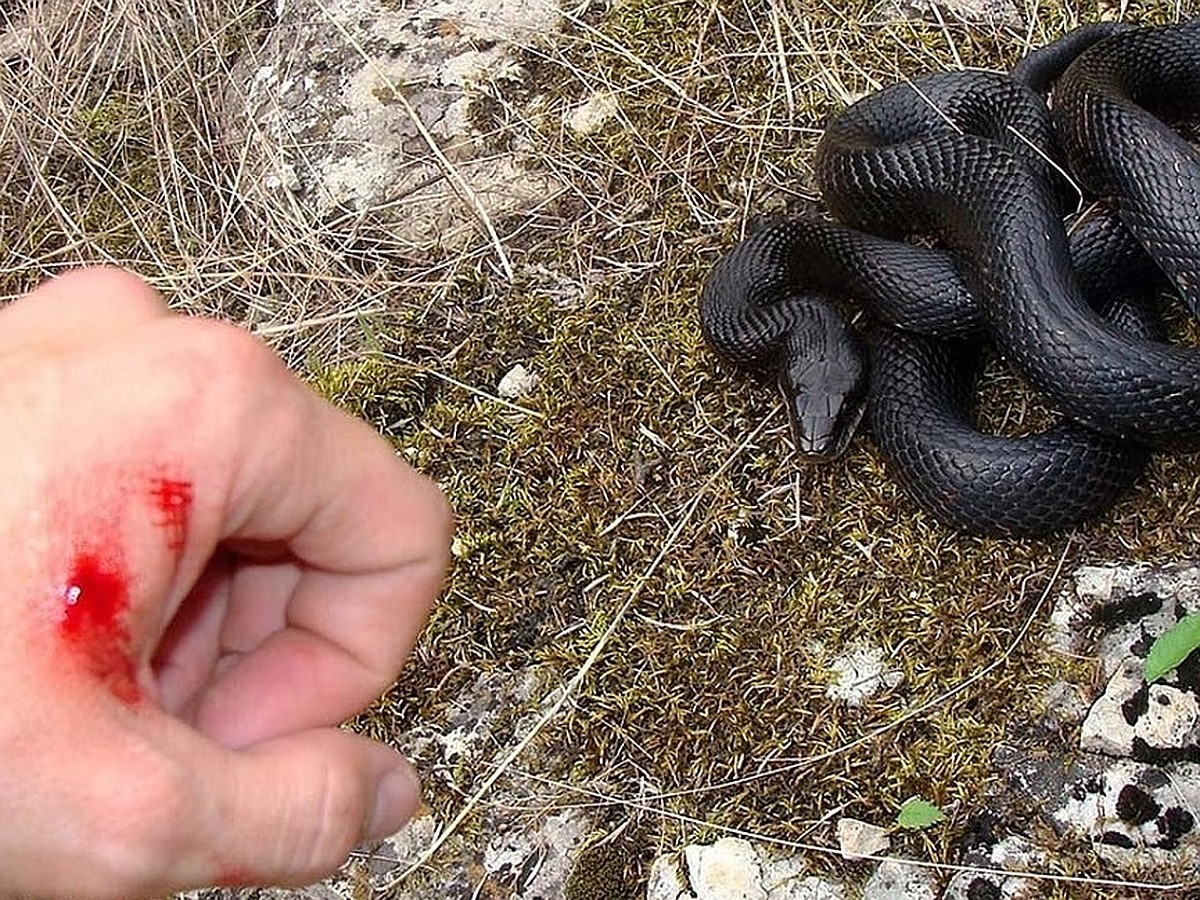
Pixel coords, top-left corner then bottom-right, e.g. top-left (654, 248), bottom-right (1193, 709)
top-left (700, 21), bottom-right (1200, 536)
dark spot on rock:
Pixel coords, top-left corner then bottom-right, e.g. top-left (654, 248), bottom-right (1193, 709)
top-left (1131, 631), bottom-right (1153, 657)
top-left (966, 877), bottom-right (1002, 900)
top-left (1099, 830), bottom-right (1136, 849)
top-left (1175, 649), bottom-right (1200, 693)
top-left (1090, 591), bottom-right (1162, 627)
top-left (1158, 806), bottom-right (1195, 840)
top-left (1137, 768), bottom-right (1170, 791)
top-left (1121, 685), bottom-right (1150, 726)
top-left (1116, 784), bottom-right (1161, 825)
top-left (957, 811), bottom-right (998, 853)
top-left (1131, 737), bottom-right (1200, 765)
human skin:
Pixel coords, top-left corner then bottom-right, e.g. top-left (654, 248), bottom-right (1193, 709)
top-left (0, 267), bottom-right (452, 898)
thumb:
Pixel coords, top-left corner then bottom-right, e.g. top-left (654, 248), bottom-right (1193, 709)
top-left (189, 729), bottom-right (422, 887)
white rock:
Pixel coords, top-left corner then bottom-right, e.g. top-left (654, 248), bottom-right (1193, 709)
top-left (482, 810), bottom-right (588, 900)
top-left (943, 834), bottom-right (1042, 900)
top-left (1050, 564), bottom-right (1193, 679)
top-left (264, 162), bottom-right (301, 191)
top-left (759, 850), bottom-right (846, 899)
top-left (1136, 684), bottom-right (1200, 750)
top-left (835, 818), bottom-right (890, 860)
top-left (683, 838), bottom-right (768, 899)
top-left (825, 643), bottom-right (903, 706)
top-left (623, 840), bottom-right (854, 900)
top-left (1079, 656), bottom-right (1141, 757)
top-left (861, 859), bottom-right (939, 900)
top-left (369, 813), bottom-right (441, 876)
top-left (1074, 565), bottom-right (1121, 603)
top-left (383, 813), bottom-right (440, 860)
top-left (566, 91), bottom-right (619, 134)
top-left (1080, 657), bottom-right (1200, 757)
top-left (899, 0), bottom-right (1021, 27)
top-left (226, 0), bottom-right (564, 252)
top-left (428, 0), bottom-right (561, 43)
top-left (768, 876), bottom-right (847, 899)
top-left (1050, 758), bottom-right (1200, 861)
top-left (442, 46), bottom-right (525, 87)
top-left (645, 852), bottom-right (686, 899)
top-left (498, 363), bottom-right (539, 399)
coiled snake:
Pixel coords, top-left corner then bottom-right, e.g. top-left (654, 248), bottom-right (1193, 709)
top-left (700, 21), bottom-right (1200, 536)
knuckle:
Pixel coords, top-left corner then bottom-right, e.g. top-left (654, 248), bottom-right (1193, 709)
top-left (68, 266), bottom-right (166, 311)
top-left (157, 317), bottom-right (303, 427)
top-left (168, 318), bottom-right (287, 393)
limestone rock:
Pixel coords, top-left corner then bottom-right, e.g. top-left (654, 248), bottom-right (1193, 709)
top-left (999, 564), bottom-right (1200, 876)
top-left (684, 838), bottom-right (768, 899)
top-left (645, 838), bottom-right (846, 900)
top-left (835, 817), bottom-right (890, 860)
top-left (482, 810), bottom-right (589, 898)
top-left (1047, 563), bottom-right (1200, 678)
top-left (1057, 564), bottom-right (1200, 762)
top-left (825, 642), bottom-right (903, 706)
top-left (370, 814), bottom-right (441, 877)
top-left (1078, 656), bottom-right (1141, 756)
top-left (768, 876), bottom-right (847, 899)
top-left (498, 363), bottom-right (539, 399)
top-left (1140, 684), bottom-right (1200, 750)
top-left (943, 834), bottom-right (1043, 900)
top-left (224, 0), bottom-right (563, 252)
top-left (1049, 759), bottom-right (1200, 867)
top-left (883, 0), bottom-right (1022, 31)
top-left (566, 91), bottom-right (619, 135)
top-left (860, 859), bottom-right (939, 900)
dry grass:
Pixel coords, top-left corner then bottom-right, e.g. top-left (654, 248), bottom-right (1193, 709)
top-left (5, 0), bottom-right (1200, 897)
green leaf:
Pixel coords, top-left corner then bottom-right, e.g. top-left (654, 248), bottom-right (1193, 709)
top-left (1145, 612), bottom-right (1200, 683)
top-left (896, 797), bottom-right (945, 830)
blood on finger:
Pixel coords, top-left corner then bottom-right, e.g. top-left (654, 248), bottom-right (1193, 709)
top-left (59, 549), bottom-right (139, 705)
top-left (149, 476), bottom-right (192, 554)
top-left (52, 471), bottom-right (193, 705)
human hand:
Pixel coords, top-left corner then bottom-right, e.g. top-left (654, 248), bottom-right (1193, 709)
top-left (0, 268), bottom-right (452, 898)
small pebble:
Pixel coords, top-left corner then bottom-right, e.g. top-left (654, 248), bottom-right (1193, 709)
top-left (497, 363), bottom-right (538, 399)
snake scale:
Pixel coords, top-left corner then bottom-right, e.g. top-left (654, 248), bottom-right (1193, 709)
top-left (700, 21), bottom-right (1200, 536)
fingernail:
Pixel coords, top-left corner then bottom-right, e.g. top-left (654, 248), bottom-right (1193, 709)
top-left (366, 763), bottom-right (422, 840)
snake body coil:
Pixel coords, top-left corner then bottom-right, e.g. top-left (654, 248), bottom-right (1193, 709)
top-left (700, 22), bottom-right (1200, 535)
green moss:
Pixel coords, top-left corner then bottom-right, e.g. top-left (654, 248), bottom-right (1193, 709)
top-left (371, 3), bottom-right (1200, 893)
top-left (7, 2), bottom-right (1200, 897)
top-left (565, 839), bottom-right (642, 900)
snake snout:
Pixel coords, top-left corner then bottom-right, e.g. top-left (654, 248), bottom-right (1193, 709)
top-left (778, 351), bottom-right (869, 459)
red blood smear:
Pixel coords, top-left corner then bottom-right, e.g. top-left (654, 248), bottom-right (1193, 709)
top-left (150, 477), bottom-right (193, 553)
top-left (61, 552), bottom-right (139, 705)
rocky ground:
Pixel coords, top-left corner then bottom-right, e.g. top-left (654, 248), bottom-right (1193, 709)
top-left (5, 0), bottom-right (1199, 897)
top-left (190, 0), bottom-right (1200, 895)
top-left (185, 563), bottom-right (1200, 899)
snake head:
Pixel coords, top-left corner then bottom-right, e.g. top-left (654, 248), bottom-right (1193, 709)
top-left (776, 313), bottom-right (869, 460)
